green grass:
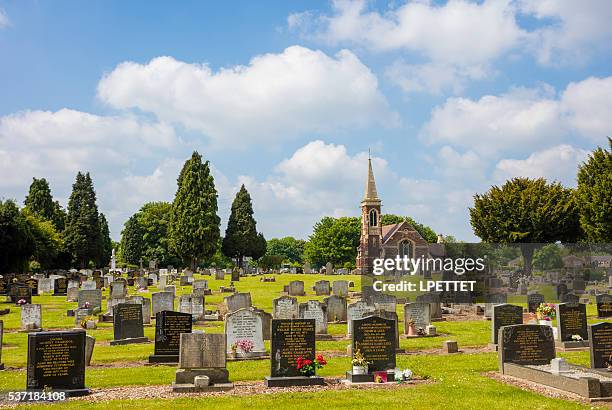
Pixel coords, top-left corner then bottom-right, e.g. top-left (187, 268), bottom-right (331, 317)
top-left (0, 273), bottom-right (608, 409)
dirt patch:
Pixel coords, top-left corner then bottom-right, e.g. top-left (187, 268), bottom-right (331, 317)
top-left (485, 371), bottom-right (612, 408)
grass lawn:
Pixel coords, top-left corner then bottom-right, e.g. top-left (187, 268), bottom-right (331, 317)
top-left (0, 273), bottom-right (607, 409)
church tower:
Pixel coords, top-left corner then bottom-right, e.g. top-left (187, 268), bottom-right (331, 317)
top-left (356, 157), bottom-right (382, 274)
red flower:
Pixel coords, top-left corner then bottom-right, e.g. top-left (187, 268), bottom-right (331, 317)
top-left (304, 359), bottom-right (313, 366)
top-left (316, 355), bottom-right (327, 365)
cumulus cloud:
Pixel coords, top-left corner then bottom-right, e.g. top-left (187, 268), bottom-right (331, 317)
top-left (97, 46), bottom-right (397, 145)
top-left (0, 9), bottom-right (10, 28)
top-left (421, 77), bottom-right (612, 155)
top-left (494, 144), bottom-right (589, 186)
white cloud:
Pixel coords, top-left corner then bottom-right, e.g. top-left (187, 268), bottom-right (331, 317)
top-left (0, 9), bottom-right (10, 28)
top-left (97, 46), bottom-right (397, 145)
top-left (421, 77), bottom-right (612, 154)
top-left (494, 144), bottom-right (589, 186)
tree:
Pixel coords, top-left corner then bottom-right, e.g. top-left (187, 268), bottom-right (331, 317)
top-left (251, 232), bottom-right (267, 262)
top-left (304, 216), bottom-right (360, 267)
top-left (469, 177), bottom-right (581, 275)
top-left (98, 213), bottom-right (112, 267)
top-left (120, 215), bottom-right (143, 265)
top-left (222, 185), bottom-right (260, 268)
top-left (64, 172), bottom-right (102, 268)
top-left (24, 177), bottom-right (66, 230)
top-left (136, 202), bottom-right (180, 267)
top-left (0, 200), bottom-right (34, 273)
top-left (22, 209), bottom-right (62, 269)
top-left (533, 244), bottom-right (563, 271)
top-left (169, 151), bottom-right (220, 269)
top-left (266, 237), bottom-right (306, 263)
top-left (380, 214), bottom-right (437, 243)
top-left (576, 138), bottom-right (612, 242)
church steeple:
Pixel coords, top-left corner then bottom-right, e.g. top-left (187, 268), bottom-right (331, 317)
top-left (361, 156), bottom-right (381, 205)
top-left (356, 155), bottom-right (382, 275)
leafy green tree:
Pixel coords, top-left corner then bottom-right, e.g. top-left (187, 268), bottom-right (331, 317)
top-left (222, 185), bottom-right (261, 268)
top-left (251, 232), bottom-right (267, 262)
top-left (64, 172), bottom-right (102, 268)
top-left (0, 200), bottom-right (34, 273)
top-left (120, 215), bottom-right (143, 265)
top-left (24, 177), bottom-right (66, 230)
top-left (469, 177), bottom-right (581, 275)
top-left (22, 209), bottom-right (62, 269)
top-left (169, 151), bottom-right (221, 269)
top-left (380, 214), bottom-right (438, 242)
top-left (576, 138), bottom-right (612, 242)
top-left (266, 236), bottom-right (306, 264)
top-left (533, 244), bottom-right (563, 271)
top-left (136, 202), bottom-right (180, 267)
top-left (98, 213), bottom-right (112, 267)
top-left (304, 216), bottom-right (360, 267)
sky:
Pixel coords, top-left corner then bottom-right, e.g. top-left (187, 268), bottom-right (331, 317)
top-left (0, 0), bottom-right (610, 242)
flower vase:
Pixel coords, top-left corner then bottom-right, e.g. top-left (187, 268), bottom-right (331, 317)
top-left (407, 325), bottom-right (416, 336)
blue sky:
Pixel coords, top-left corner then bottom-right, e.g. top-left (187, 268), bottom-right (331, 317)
top-left (0, 0), bottom-right (610, 241)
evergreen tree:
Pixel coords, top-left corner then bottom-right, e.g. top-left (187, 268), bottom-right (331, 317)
top-left (136, 202), bottom-right (180, 267)
top-left (120, 215), bottom-right (143, 265)
top-left (98, 213), bottom-right (113, 267)
top-left (222, 185), bottom-right (260, 268)
top-left (169, 151), bottom-right (220, 269)
top-left (252, 232), bottom-right (267, 262)
top-left (22, 209), bottom-right (62, 269)
top-left (576, 138), bottom-right (612, 242)
top-left (24, 177), bottom-right (66, 230)
top-left (0, 200), bottom-right (34, 273)
top-left (64, 172), bottom-right (102, 268)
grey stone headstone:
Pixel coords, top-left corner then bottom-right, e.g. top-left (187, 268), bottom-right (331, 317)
top-left (347, 300), bottom-right (375, 336)
top-left (313, 280), bottom-right (330, 296)
top-left (193, 280), bottom-right (208, 297)
top-left (332, 280), bottom-right (349, 297)
top-left (491, 304), bottom-right (523, 344)
top-left (224, 292), bottom-right (252, 313)
top-left (272, 296), bottom-right (298, 319)
top-left (179, 332), bottom-right (226, 369)
top-left (78, 289), bottom-right (102, 310)
top-left (82, 280), bottom-right (96, 291)
top-left (85, 335), bottom-right (95, 366)
top-left (287, 280), bottom-right (305, 296)
top-left (225, 308), bottom-right (265, 354)
top-left (404, 302), bottom-right (431, 331)
top-left (152, 291), bottom-right (174, 316)
top-left (21, 304), bottom-right (42, 330)
top-left (299, 300), bottom-right (327, 334)
top-left (324, 295), bottom-right (347, 322)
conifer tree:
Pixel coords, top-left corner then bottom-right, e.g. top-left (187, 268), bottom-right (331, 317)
top-left (24, 177), bottom-right (66, 230)
top-left (222, 185), bottom-right (261, 268)
top-left (98, 213), bottom-right (113, 267)
top-left (120, 214), bottom-right (142, 265)
top-left (169, 151), bottom-right (220, 269)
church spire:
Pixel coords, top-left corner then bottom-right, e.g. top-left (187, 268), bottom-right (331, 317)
top-left (362, 156), bottom-right (380, 203)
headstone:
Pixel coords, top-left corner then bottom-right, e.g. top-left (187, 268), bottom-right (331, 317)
top-left (152, 291), bottom-right (175, 316)
top-left (215, 270), bottom-right (225, 280)
top-left (416, 293), bottom-right (442, 320)
top-left (178, 332), bottom-right (226, 369)
top-left (560, 292), bottom-right (579, 305)
top-left (21, 304), bottom-right (42, 330)
top-left (527, 292), bottom-right (544, 313)
top-left (371, 293), bottom-right (397, 313)
top-left (491, 304), bottom-right (523, 344)
top-left (498, 324), bottom-right (555, 372)
top-left (325, 262), bottom-right (333, 275)
top-left (13, 285), bottom-right (32, 305)
top-left (273, 296), bottom-right (299, 320)
top-left (352, 316), bottom-right (396, 372)
top-left (313, 280), bottom-right (330, 296)
top-left (149, 311), bottom-right (192, 363)
top-left (25, 278), bottom-right (39, 296)
top-left (287, 281), bottom-right (305, 296)
top-left (299, 300), bottom-right (327, 335)
top-left (26, 330), bottom-right (89, 395)
top-left (596, 294), bottom-right (612, 318)
top-left (347, 301), bottom-right (375, 336)
top-left (224, 292), bottom-right (252, 313)
top-left (403, 302), bottom-right (431, 332)
top-left (225, 308), bottom-right (266, 356)
top-left (192, 280), bottom-right (208, 297)
top-left (111, 303), bottom-right (147, 345)
top-left (66, 287), bottom-right (79, 302)
top-left (179, 295), bottom-right (205, 322)
top-left (555, 303), bottom-right (588, 342)
top-left (443, 340), bottom-right (459, 353)
top-left (53, 277), bottom-right (68, 296)
top-left (332, 280), bottom-right (349, 297)
top-left (141, 298), bottom-right (151, 324)
top-left (556, 283), bottom-right (568, 299)
top-left (588, 322), bottom-right (612, 368)
top-left (303, 262), bottom-right (312, 274)
top-left (231, 270), bottom-right (240, 282)
top-left (572, 278), bottom-right (586, 293)
top-left (78, 289), bottom-right (102, 310)
top-left (324, 295), bottom-right (347, 322)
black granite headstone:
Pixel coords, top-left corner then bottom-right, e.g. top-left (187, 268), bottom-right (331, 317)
top-left (498, 324), bottom-right (555, 367)
top-left (555, 303), bottom-right (588, 342)
top-left (588, 322), bottom-right (612, 369)
top-left (113, 303), bottom-right (145, 340)
top-left (492, 304), bottom-right (523, 344)
top-left (26, 330), bottom-right (89, 396)
top-left (25, 278), bottom-right (39, 296)
top-left (556, 283), bottom-right (568, 299)
top-left (527, 293), bottom-right (544, 313)
top-left (352, 315), bottom-right (396, 372)
top-left (596, 294), bottom-right (612, 318)
top-left (270, 319), bottom-right (316, 378)
top-left (150, 311), bottom-right (192, 362)
top-left (13, 285), bottom-right (32, 305)
top-left (54, 278), bottom-right (68, 296)
top-left (560, 292), bottom-right (579, 305)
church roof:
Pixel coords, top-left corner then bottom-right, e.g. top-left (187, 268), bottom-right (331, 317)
top-left (363, 158), bottom-right (380, 202)
top-left (382, 223), bottom-right (401, 243)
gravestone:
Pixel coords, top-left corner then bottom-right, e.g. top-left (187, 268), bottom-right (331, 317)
top-left (347, 301), bottom-right (375, 337)
top-left (25, 278), bottom-right (38, 296)
top-left (416, 293), bottom-right (442, 320)
top-left (560, 292), bottom-right (579, 305)
top-left (303, 262), bottom-right (312, 274)
top-left (225, 308), bottom-right (266, 357)
top-left (491, 304), bottom-right (523, 345)
top-left (556, 283), bottom-right (568, 299)
top-left (66, 286), bottom-right (79, 302)
top-left (287, 281), bottom-right (305, 296)
top-left (332, 280), bottom-right (349, 297)
top-left (173, 332), bottom-right (232, 392)
top-left (273, 296), bottom-right (299, 320)
top-left (152, 291), bottom-right (175, 317)
top-left (85, 335), bottom-right (95, 366)
top-left (224, 292), bottom-right (252, 313)
top-left (324, 295), bottom-right (347, 322)
top-left (484, 293), bottom-right (508, 318)
top-left (179, 295), bottom-right (205, 322)
top-left (78, 289), bottom-right (102, 310)
top-left (149, 311), bottom-right (193, 363)
top-left (141, 298), bottom-right (151, 324)
top-left (265, 319), bottom-right (323, 387)
top-left (38, 278), bottom-right (53, 294)
top-left (555, 303), bottom-right (588, 343)
top-left (53, 277), bottom-right (68, 296)
top-left (110, 303), bottom-right (148, 345)
top-left (527, 292), bottom-right (544, 313)
top-left (192, 280), bottom-right (208, 297)
top-left (0, 277), bottom-right (7, 295)
top-left (313, 280), bottom-right (330, 296)
top-left (13, 285), bottom-right (32, 305)
top-left (596, 294), bottom-right (612, 318)
top-left (231, 270), bottom-right (240, 282)
top-left (352, 316), bottom-right (396, 372)
top-left (299, 300), bottom-right (328, 336)
top-left (498, 324), bottom-right (555, 373)
top-left (404, 302), bottom-right (431, 332)
top-left (26, 330), bottom-right (90, 396)
top-left (325, 262), bottom-right (333, 275)
top-left (371, 293), bottom-right (397, 313)
top-left (21, 304), bottom-right (42, 331)
top-left (588, 322), bottom-right (612, 368)
top-left (136, 276), bottom-right (148, 290)
top-left (572, 278), bottom-right (586, 293)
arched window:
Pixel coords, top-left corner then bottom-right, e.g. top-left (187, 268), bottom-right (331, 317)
top-left (399, 240), bottom-right (413, 259)
top-left (369, 209), bottom-right (378, 227)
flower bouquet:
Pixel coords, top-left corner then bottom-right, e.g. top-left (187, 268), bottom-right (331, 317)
top-left (296, 354), bottom-right (327, 377)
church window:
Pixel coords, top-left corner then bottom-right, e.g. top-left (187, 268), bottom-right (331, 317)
top-left (369, 209), bottom-right (378, 227)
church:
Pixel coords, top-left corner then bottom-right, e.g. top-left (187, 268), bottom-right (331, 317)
top-left (356, 158), bottom-right (443, 275)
